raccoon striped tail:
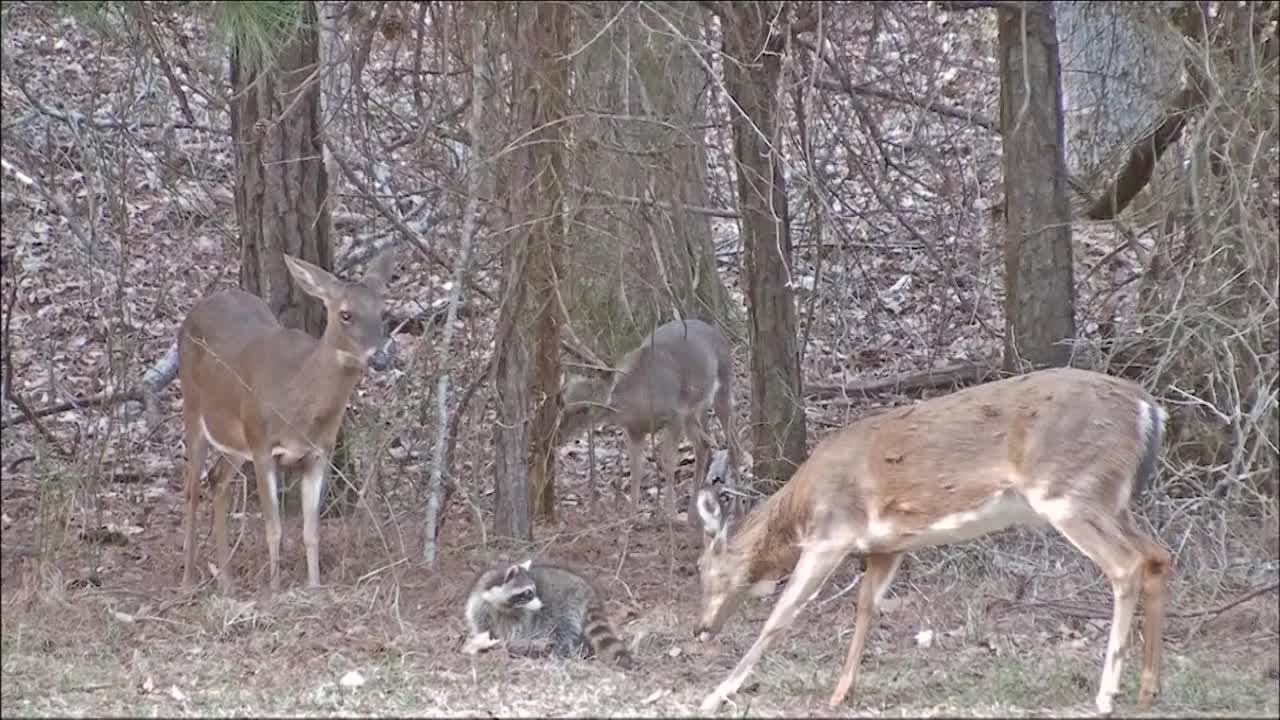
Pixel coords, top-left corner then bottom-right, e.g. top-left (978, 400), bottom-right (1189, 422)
top-left (584, 603), bottom-right (633, 669)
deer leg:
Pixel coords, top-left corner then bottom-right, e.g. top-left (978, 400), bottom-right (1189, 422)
top-left (713, 385), bottom-right (743, 512)
top-left (700, 540), bottom-right (851, 714)
top-left (251, 450), bottom-right (284, 593)
top-left (1136, 524), bottom-right (1171, 709)
top-left (180, 413), bottom-right (210, 592)
top-left (210, 457), bottom-right (242, 594)
top-left (300, 456), bottom-right (328, 588)
top-left (623, 428), bottom-right (646, 512)
top-left (660, 419), bottom-right (684, 521)
top-left (690, 413), bottom-right (711, 524)
top-left (1044, 509), bottom-right (1144, 716)
top-left (830, 552), bottom-right (903, 707)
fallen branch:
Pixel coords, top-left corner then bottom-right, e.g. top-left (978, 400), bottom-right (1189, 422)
top-left (0, 387), bottom-right (142, 430)
top-left (806, 361), bottom-right (999, 402)
top-left (991, 581), bottom-right (1280, 622)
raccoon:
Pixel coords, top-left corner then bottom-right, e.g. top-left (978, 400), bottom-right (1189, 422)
top-left (462, 559), bottom-right (633, 669)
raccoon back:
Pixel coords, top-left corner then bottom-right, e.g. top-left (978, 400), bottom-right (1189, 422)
top-left (528, 565), bottom-right (632, 669)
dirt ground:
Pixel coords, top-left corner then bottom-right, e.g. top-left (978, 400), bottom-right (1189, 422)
top-left (2, 474), bottom-right (1277, 719)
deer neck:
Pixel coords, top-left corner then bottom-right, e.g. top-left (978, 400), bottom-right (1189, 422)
top-left (294, 332), bottom-right (366, 415)
top-left (736, 488), bottom-right (809, 586)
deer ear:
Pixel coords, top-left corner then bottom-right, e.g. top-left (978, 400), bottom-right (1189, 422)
top-left (283, 254), bottom-right (341, 302)
top-left (696, 488), bottom-right (724, 536)
top-left (362, 249), bottom-right (397, 293)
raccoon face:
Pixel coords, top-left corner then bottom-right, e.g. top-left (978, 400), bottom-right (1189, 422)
top-left (484, 561), bottom-right (543, 612)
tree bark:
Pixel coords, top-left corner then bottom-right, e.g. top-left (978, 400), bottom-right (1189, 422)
top-left (229, 0), bottom-right (336, 516)
top-left (528, 1), bottom-right (570, 521)
top-left (491, 4), bottom-right (535, 542)
top-left (722, 1), bottom-right (808, 489)
top-left (998, 1), bottom-right (1076, 370)
top-left (233, 1), bottom-right (332, 334)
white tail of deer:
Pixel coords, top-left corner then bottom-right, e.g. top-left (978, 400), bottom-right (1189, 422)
top-left (178, 251), bottom-right (397, 593)
top-left (558, 318), bottom-right (744, 521)
top-left (693, 367), bottom-right (1171, 716)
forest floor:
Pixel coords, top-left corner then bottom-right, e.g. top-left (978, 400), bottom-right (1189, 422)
top-left (2, 479), bottom-right (1277, 719)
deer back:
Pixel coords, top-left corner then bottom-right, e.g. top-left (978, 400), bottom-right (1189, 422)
top-left (608, 319), bottom-right (730, 433)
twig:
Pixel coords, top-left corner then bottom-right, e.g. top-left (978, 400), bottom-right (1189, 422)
top-left (0, 387), bottom-right (142, 430)
top-left (1167, 581), bottom-right (1280, 620)
top-left (2, 282), bottom-right (68, 453)
top-left (423, 13), bottom-right (486, 567)
top-left (134, 2), bottom-right (197, 125)
top-left (328, 147), bottom-right (496, 305)
top-left (993, 581), bottom-right (1280, 621)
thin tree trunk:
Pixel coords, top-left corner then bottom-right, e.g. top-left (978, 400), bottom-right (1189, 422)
top-left (722, 2), bottom-right (808, 489)
top-left (424, 6), bottom-right (486, 566)
top-left (998, 1), bottom-right (1076, 370)
top-left (528, 1), bottom-right (570, 521)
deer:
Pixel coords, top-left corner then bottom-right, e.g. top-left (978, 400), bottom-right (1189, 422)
top-left (692, 367), bottom-right (1171, 716)
top-left (557, 318), bottom-right (744, 522)
top-left (178, 251), bottom-right (397, 594)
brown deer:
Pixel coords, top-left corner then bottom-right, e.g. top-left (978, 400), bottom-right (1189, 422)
top-left (692, 367), bottom-right (1171, 716)
top-left (558, 318), bottom-right (743, 521)
top-left (178, 252), bottom-right (397, 593)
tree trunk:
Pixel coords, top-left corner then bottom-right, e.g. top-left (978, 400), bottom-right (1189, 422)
top-left (230, 0), bottom-right (336, 516)
top-left (528, 1), bottom-right (570, 521)
top-left (998, 1), bottom-right (1076, 371)
top-left (491, 4), bottom-right (535, 543)
top-left (722, 2), bottom-right (808, 489)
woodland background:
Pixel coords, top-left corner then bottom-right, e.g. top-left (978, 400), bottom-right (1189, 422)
top-left (1, 1), bottom-right (1277, 716)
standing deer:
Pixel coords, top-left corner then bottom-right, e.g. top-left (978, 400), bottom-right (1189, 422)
top-left (693, 367), bottom-right (1171, 716)
top-left (558, 318), bottom-right (744, 521)
top-left (178, 251), bottom-right (397, 593)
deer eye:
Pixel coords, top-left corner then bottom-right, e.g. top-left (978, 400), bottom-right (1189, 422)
top-left (340, 310), bottom-right (353, 323)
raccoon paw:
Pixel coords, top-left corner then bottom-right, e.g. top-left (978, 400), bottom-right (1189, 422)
top-left (462, 631), bottom-right (501, 655)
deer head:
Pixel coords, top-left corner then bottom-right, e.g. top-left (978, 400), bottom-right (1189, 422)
top-left (692, 488), bottom-right (782, 639)
top-left (284, 251), bottom-right (397, 372)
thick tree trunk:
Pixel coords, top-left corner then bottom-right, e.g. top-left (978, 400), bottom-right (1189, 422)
top-left (998, 1), bottom-right (1076, 370)
top-left (229, 0), bottom-right (337, 517)
top-left (233, 2), bottom-right (332, 333)
top-left (722, 2), bottom-right (808, 489)
top-left (528, 1), bottom-right (570, 521)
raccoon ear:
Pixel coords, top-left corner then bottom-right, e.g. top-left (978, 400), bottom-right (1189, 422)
top-left (504, 564), bottom-right (522, 582)
top-left (519, 558), bottom-right (533, 571)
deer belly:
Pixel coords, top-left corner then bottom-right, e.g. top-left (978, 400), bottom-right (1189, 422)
top-left (893, 490), bottom-right (1044, 552)
top-left (271, 445), bottom-right (312, 466)
top-left (201, 418), bottom-right (251, 463)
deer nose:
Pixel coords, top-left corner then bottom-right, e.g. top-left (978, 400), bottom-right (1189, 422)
top-left (369, 340), bottom-right (396, 371)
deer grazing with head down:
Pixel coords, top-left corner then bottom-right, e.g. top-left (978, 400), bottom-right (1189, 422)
top-left (693, 367), bottom-right (1171, 716)
top-left (178, 251), bottom-right (397, 593)
top-left (558, 318), bottom-right (744, 521)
